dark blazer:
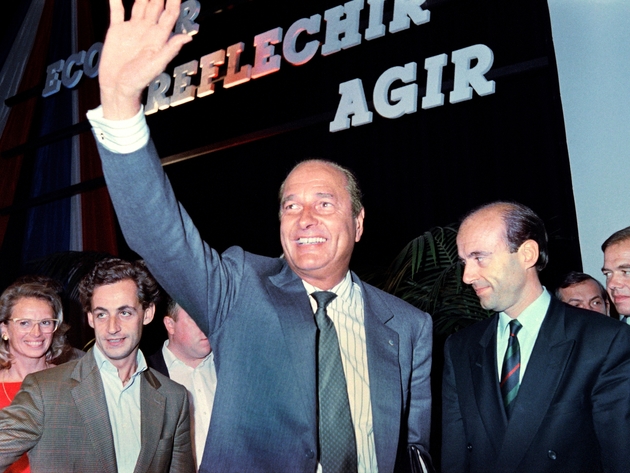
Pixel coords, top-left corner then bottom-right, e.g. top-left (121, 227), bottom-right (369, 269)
top-left (442, 297), bottom-right (630, 473)
top-left (147, 348), bottom-right (169, 377)
top-left (97, 138), bottom-right (433, 473)
top-left (0, 349), bottom-right (194, 473)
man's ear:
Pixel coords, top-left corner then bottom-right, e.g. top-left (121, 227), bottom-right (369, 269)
top-left (163, 315), bottom-right (176, 335)
top-left (519, 239), bottom-right (540, 270)
top-left (142, 303), bottom-right (156, 326)
top-left (354, 207), bottom-right (365, 243)
top-left (87, 312), bottom-right (95, 329)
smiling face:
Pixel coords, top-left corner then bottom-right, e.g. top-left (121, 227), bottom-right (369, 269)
top-left (87, 279), bottom-right (154, 370)
top-left (557, 279), bottom-right (609, 315)
top-left (1, 297), bottom-right (56, 363)
top-left (457, 207), bottom-right (541, 318)
top-left (279, 161), bottom-right (364, 290)
top-left (603, 239), bottom-right (630, 316)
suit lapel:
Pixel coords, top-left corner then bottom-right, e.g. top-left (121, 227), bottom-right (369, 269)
top-left (266, 268), bottom-right (404, 472)
top-left (495, 299), bottom-right (575, 470)
top-left (134, 370), bottom-right (166, 473)
top-left (267, 263), bottom-right (319, 428)
top-left (71, 350), bottom-right (118, 473)
top-left (358, 277), bottom-right (402, 473)
top-left (470, 315), bottom-right (507, 454)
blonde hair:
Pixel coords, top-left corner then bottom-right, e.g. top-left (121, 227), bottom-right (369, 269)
top-left (0, 275), bottom-right (70, 370)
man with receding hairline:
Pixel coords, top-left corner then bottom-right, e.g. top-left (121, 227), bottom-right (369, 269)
top-left (85, 0), bottom-right (434, 471)
top-left (442, 201), bottom-right (630, 473)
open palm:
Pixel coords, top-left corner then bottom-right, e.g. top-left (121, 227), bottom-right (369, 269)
top-left (99, 0), bottom-right (192, 119)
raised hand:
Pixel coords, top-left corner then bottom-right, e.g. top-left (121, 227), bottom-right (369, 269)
top-left (99, 0), bottom-right (193, 120)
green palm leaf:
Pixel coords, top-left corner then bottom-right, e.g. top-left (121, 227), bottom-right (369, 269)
top-left (382, 225), bottom-right (492, 335)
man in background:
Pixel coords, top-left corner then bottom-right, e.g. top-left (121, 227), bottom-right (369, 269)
top-left (148, 298), bottom-right (216, 471)
top-left (554, 271), bottom-right (609, 315)
top-left (602, 226), bottom-right (630, 324)
top-left (0, 258), bottom-right (193, 472)
top-left (442, 201), bottom-right (630, 472)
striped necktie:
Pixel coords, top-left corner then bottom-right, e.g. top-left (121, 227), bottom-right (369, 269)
top-left (312, 291), bottom-right (358, 473)
top-left (500, 319), bottom-right (522, 419)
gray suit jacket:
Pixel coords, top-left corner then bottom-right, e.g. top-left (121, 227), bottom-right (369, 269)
top-left (97, 139), bottom-right (433, 473)
top-left (442, 298), bottom-right (630, 473)
top-left (0, 349), bottom-right (194, 473)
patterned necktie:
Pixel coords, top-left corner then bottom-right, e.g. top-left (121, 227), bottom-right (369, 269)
top-left (500, 319), bottom-right (522, 419)
top-left (311, 291), bottom-right (358, 473)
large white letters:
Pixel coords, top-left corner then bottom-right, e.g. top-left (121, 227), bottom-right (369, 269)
top-left (329, 79), bottom-right (373, 132)
top-left (450, 44), bottom-right (495, 104)
top-left (373, 62), bottom-right (418, 119)
top-left (331, 45), bottom-right (496, 131)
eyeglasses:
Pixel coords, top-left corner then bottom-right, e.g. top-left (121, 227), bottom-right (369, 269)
top-left (7, 318), bottom-right (61, 334)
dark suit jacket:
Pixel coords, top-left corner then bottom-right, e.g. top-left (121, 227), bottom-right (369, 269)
top-left (0, 349), bottom-right (194, 473)
top-left (147, 348), bottom-right (169, 377)
top-left (97, 138), bottom-right (433, 473)
top-left (442, 297), bottom-right (630, 473)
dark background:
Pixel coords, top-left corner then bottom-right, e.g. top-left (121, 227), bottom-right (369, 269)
top-left (134, 0), bottom-right (579, 288)
top-left (0, 1), bottom-right (582, 467)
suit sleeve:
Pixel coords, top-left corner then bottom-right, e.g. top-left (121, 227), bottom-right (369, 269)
top-left (169, 390), bottom-right (195, 473)
top-left (403, 311), bottom-right (435, 473)
top-left (591, 324), bottom-right (630, 471)
top-left (441, 335), bottom-right (469, 473)
top-left (0, 374), bottom-right (45, 470)
top-left (407, 311), bottom-right (433, 455)
top-left (97, 139), bottom-right (241, 336)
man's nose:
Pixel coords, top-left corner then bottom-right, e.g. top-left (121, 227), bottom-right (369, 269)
top-left (107, 316), bottom-right (121, 333)
top-left (608, 273), bottom-right (622, 290)
top-left (462, 263), bottom-right (475, 285)
top-left (299, 206), bottom-right (318, 228)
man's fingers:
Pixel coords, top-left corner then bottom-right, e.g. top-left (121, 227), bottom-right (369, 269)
top-left (158, 0), bottom-right (183, 31)
top-left (145, 0), bottom-right (167, 23)
top-left (109, 0), bottom-right (126, 24)
top-left (160, 33), bottom-right (193, 65)
top-left (130, 0), bottom-right (149, 20)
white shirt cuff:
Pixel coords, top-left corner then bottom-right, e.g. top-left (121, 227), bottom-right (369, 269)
top-left (86, 105), bottom-right (150, 154)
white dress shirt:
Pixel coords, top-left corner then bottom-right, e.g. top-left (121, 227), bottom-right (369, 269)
top-left (496, 288), bottom-right (551, 382)
top-left (94, 346), bottom-right (146, 473)
top-left (162, 341), bottom-right (217, 471)
top-left (303, 271), bottom-right (378, 473)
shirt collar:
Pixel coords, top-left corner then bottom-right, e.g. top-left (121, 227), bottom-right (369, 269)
top-left (498, 287), bottom-right (551, 335)
top-left (93, 345), bottom-right (147, 379)
top-left (162, 340), bottom-right (214, 370)
top-left (301, 270), bottom-right (354, 301)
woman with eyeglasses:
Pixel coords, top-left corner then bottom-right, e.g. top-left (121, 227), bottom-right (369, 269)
top-left (0, 275), bottom-right (72, 473)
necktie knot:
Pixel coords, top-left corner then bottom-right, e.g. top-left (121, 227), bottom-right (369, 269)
top-left (509, 319), bottom-right (522, 337)
top-left (312, 291), bottom-right (337, 310)
top-left (312, 291), bottom-right (337, 329)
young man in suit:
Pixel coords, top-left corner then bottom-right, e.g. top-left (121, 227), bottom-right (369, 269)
top-left (0, 258), bottom-right (194, 473)
top-left (442, 201), bottom-right (630, 473)
top-left (148, 298), bottom-right (216, 471)
top-left (602, 226), bottom-right (630, 324)
top-left (86, 0), bottom-right (433, 471)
